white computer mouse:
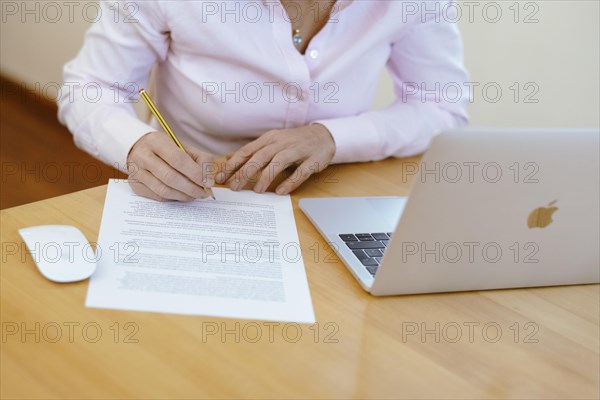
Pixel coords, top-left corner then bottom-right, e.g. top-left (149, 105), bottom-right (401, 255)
top-left (18, 225), bottom-right (97, 283)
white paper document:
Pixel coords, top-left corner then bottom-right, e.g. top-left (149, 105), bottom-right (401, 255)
top-left (86, 180), bottom-right (315, 323)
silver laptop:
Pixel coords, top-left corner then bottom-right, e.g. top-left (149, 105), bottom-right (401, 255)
top-left (299, 129), bottom-right (600, 295)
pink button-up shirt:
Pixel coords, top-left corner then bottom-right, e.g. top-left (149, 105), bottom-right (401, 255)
top-left (58, 0), bottom-right (469, 172)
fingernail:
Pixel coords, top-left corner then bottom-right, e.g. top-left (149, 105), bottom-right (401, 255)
top-left (215, 172), bottom-right (225, 184)
top-left (231, 180), bottom-right (241, 191)
top-left (254, 184), bottom-right (264, 193)
top-left (276, 186), bottom-right (287, 195)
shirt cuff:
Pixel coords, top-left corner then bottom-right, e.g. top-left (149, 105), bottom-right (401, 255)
top-left (96, 114), bottom-right (156, 173)
top-left (312, 114), bottom-right (383, 164)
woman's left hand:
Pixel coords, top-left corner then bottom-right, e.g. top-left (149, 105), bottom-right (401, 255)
top-left (215, 124), bottom-right (336, 195)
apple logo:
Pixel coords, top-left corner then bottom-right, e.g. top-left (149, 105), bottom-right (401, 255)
top-left (527, 200), bottom-right (558, 229)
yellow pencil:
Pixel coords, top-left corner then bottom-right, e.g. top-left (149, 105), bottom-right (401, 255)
top-left (138, 88), bottom-right (215, 200)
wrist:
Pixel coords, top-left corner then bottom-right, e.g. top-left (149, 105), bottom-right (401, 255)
top-left (311, 123), bottom-right (336, 154)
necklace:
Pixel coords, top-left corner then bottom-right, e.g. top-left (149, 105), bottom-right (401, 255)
top-left (293, 29), bottom-right (303, 46)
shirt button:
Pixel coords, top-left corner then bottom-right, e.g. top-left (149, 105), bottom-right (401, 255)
top-left (309, 49), bottom-right (319, 59)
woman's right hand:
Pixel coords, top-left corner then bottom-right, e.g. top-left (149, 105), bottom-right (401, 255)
top-left (126, 131), bottom-right (216, 201)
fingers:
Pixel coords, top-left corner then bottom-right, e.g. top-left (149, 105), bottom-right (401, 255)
top-left (143, 153), bottom-right (210, 199)
top-left (136, 168), bottom-right (196, 201)
top-left (127, 131), bottom-right (215, 201)
top-left (129, 180), bottom-right (164, 202)
top-left (275, 158), bottom-right (322, 195)
top-left (254, 151), bottom-right (297, 193)
top-left (215, 135), bottom-right (269, 184)
top-left (154, 142), bottom-right (215, 189)
top-left (228, 145), bottom-right (279, 191)
top-left (212, 126), bottom-right (334, 195)
top-left (128, 179), bottom-right (193, 202)
top-left (184, 144), bottom-right (217, 187)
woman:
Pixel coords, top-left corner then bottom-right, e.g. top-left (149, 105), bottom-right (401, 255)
top-left (58, 0), bottom-right (469, 201)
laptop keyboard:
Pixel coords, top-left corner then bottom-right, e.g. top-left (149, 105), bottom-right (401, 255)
top-left (339, 233), bottom-right (393, 276)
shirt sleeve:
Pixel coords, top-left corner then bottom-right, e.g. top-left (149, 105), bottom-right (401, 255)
top-left (314, 6), bottom-right (470, 164)
top-left (57, 1), bottom-right (169, 173)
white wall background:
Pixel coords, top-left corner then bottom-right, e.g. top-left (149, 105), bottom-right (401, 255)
top-left (1, 0), bottom-right (599, 128)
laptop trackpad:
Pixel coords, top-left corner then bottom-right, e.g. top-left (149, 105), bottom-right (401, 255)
top-left (301, 197), bottom-right (407, 234)
top-left (365, 197), bottom-right (406, 227)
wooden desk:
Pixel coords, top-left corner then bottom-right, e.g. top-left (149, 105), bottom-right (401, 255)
top-left (1, 158), bottom-right (598, 399)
